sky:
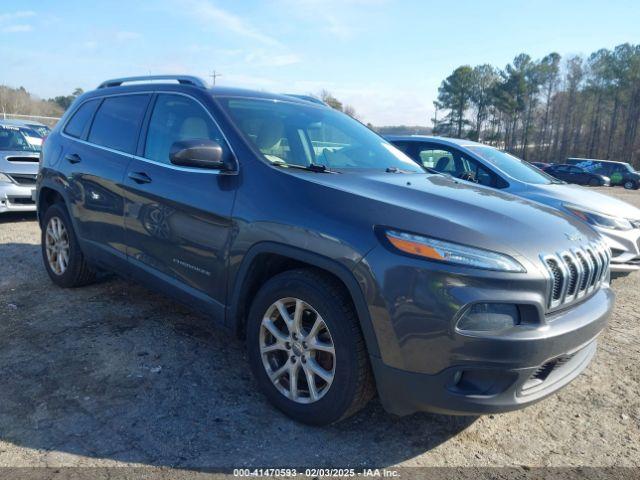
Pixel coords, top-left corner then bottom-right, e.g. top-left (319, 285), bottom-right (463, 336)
top-left (1, 0), bottom-right (639, 126)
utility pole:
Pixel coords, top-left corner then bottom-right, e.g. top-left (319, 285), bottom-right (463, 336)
top-left (209, 70), bottom-right (222, 86)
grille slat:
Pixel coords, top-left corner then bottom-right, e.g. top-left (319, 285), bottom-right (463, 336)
top-left (576, 251), bottom-right (591, 292)
top-left (6, 156), bottom-right (39, 163)
top-left (563, 255), bottom-right (578, 297)
top-left (7, 174), bottom-right (37, 186)
top-left (545, 259), bottom-right (563, 301)
top-left (542, 242), bottom-right (610, 309)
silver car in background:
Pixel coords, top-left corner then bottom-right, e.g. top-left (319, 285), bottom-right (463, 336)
top-left (0, 123), bottom-right (41, 213)
top-left (388, 135), bottom-right (640, 273)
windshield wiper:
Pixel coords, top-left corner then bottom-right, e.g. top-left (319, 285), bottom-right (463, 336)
top-left (423, 166), bottom-right (446, 176)
top-left (385, 166), bottom-right (417, 174)
top-left (272, 161), bottom-right (333, 173)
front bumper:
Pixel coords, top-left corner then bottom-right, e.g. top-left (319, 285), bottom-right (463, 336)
top-left (372, 288), bottom-right (612, 416)
top-left (0, 182), bottom-right (37, 213)
top-left (362, 247), bottom-right (614, 416)
top-left (372, 340), bottom-right (598, 416)
top-left (598, 226), bottom-right (640, 272)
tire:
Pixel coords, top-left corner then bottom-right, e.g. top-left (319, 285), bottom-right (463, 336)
top-left (589, 178), bottom-right (599, 186)
top-left (623, 180), bottom-right (637, 190)
top-left (41, 202), bottom-right (96, 288)
top-left (246, 269), bottom-right (374, 425)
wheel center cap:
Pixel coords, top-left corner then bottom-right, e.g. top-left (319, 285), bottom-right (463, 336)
top-left (292, 341), bottom-right (304, 356)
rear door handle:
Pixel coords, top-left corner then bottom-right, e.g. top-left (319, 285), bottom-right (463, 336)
top-left (65, 153), bottom-right (81, 164)
top-left (128, 171), bottom-right (152, 184)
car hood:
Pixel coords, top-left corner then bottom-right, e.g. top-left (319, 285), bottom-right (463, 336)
top-left (524, 183), bottom-right (640, 221)
top-left (0, 150), bottom-right (40, 175)
top-left (300, 171), bottom-right (602, 266)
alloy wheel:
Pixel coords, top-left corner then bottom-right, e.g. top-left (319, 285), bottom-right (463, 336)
top-left (259, 297), bottom-right (336, 404)
top-left (45, 216), bottom-right (70, 275)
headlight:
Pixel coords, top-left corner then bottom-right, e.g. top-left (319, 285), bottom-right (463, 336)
top-left (0, 173), bottom-right (13, 184)
top-left (565, 204), bottom-right (633, 231)
top-left (384, 230), bottom-right (526, 272)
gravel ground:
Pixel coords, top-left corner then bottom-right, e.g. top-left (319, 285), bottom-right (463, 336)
top-left (0, 186), bottom-right (638, 470)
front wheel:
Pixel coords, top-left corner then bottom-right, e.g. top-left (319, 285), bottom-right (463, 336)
top-left (623, 180), bottom-right (638, 190)
top-left (589, 178), bottom-right (600, 186)
top-left (41, 203), bottom-right (96, 287)
top-left (246, 269), bottom-right (374, 425)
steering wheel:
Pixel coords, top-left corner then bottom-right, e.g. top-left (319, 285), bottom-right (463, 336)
top-left (319, 146), bottom-right (359, 168)
top-left (458, 171), bottom-right (478, 183)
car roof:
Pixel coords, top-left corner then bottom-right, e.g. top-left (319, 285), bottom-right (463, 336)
top-left (0, 119), bottom-right (46, 127)
top-left (209, 86), bottom-right (325, 106)
top-left (384, 134), bottom-right (487, 148)
top-left (0, 121), bottom-right (37, 131)
top-left (85, 80), bottom-right (323, 108)
top-left (568, 157), bottom-right (629, 166)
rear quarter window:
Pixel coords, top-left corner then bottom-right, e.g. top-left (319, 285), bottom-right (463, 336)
top-left (64, 99), bottom-right (100, 139)
top-left (88, 94), bottom-right (150, 154)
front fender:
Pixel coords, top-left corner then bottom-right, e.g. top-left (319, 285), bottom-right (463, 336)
top-left (226, 241), bottom-right (381, 358)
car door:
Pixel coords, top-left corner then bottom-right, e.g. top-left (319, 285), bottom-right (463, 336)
top-left (62, 93), bottom-right (151, 266)
top-left (550, 165), bottom-right (571, 182)
top-left (122, 92), bottom-right (237, 319)
top-left (569, 166), bottom-right (588, 184)
top-left (609, 164), bottom-right (625, 185)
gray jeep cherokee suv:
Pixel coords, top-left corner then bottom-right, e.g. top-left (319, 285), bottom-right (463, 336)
top-left (37, 76), bottom-right (614, 424)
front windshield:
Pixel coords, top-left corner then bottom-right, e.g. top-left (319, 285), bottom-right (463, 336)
top-left (28, 125), bottom-right (51, 137)
top-left (218, 97), bottom-right (423, 172)
top-left (466, 145), bottom-right (561, 184)
top-left (0, 125), bottom-right (42, 152)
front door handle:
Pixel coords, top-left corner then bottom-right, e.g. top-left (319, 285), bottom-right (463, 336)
top-left (65, 153), bottom-right (81, 164)
top-left (128, 171), bottom-right (152, 184)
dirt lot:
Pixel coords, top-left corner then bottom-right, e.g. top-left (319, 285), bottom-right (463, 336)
top-left (0, 187), bottom-right (639, 470)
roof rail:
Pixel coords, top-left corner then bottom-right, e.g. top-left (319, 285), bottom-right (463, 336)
top-left (97, 75), bottom-right (208, 89)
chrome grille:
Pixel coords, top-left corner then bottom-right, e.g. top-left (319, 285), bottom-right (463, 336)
top-left (541, 242), bottom-right (610, 309)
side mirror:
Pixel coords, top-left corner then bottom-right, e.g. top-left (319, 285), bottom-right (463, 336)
top-left (169, 139), bottom-right (227, 170)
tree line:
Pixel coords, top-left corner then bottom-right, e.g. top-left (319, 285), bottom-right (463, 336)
top-left (433, 43), bottom-right (640, 168)
top-left (0, 85), bottom-right (84, 120)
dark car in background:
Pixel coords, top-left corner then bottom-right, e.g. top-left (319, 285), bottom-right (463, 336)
top-left (529, 161), bottom-right (550, 170)
top-left (567, 158), bottom-right (640, 190)
top-left (37, 76), bottom-right (613, 424)
top-left (387, 136), bottom-right (640, 272)
top-left (544, 164), bottom-right (610, 186)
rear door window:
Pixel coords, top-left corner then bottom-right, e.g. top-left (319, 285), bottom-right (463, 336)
top-left (88, 94), bottom-right (150, 154)
top-left (64, 99), bottom-right (100, 139)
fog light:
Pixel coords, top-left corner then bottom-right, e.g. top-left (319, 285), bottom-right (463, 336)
top-left (457, 303), bottom-right (520, 332)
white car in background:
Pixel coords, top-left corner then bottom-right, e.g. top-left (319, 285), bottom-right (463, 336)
top-left (0, 123), bottom-right (40, 213)
top-left (388, 135), bottom-right (640, 273)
